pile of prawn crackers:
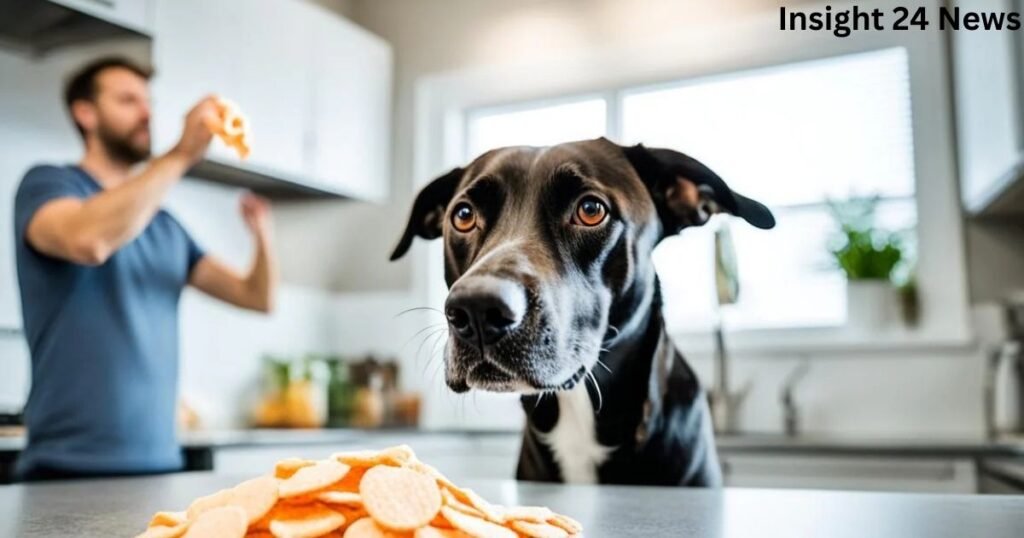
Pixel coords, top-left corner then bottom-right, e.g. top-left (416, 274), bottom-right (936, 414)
top-left (136, 445), bottom-right (583, 538)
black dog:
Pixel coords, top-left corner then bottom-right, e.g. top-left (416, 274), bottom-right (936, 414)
top-left (391, 138), bottom-right (774, 486)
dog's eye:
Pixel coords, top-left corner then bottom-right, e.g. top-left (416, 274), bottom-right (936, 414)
top-left (452, 203), bottom-right (477, 232)
top-left (574, 197), bottom-right (608, 227)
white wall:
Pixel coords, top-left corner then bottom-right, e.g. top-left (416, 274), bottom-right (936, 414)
top-left (307, 0), bottom-right (355, 18)
top-left (164, 180), bottom-right (351, 428)
top-left (684, 346), bottom-right (987, 438)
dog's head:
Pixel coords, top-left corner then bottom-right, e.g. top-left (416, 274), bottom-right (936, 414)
top-left (391, 138), bottom-right (774, 394)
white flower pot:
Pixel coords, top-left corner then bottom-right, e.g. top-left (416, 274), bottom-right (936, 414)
top-left (846, 280), bottom-right (896, 331)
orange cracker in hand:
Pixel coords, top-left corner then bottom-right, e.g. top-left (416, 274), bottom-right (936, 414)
top-left (204, 96), bottom-right (251, 159)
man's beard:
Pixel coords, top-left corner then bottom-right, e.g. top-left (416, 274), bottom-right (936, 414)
top-left (97, 122), bottom-right (151, 165)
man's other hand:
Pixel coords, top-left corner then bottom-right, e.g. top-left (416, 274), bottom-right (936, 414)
top-left (240, 192), bottom-right (271, 239)
top-left (188, 191), bottom-right (276, 313)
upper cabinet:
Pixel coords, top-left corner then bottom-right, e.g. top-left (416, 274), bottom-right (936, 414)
top-left (0, 0), bottom-right (152, 54)
top-left (151, 0), bottom-right (313, 175)
top-left (50, 0), bottom-right (153, 34)
top-left (951, 0), bottom-right (1024, 218)
top-left (310, 15), bottom-right (393, 202)
top-left (151, 0), bottom-right (392, 201)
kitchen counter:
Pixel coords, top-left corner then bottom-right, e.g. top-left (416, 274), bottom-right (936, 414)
top-left (1, 472), bottom-right (1022, 537)
top-left (0, 428), bottom-right (517, 452)
top-left (4, 429), bottom-right (1024, 495)
top-left (180, 429), bottom-right (1024, 458)
top-left (180, 427), bottom-right (517, 449)
top-left (981, 458), bottom-right (1024, 492)
top-left (5, 430), bottom-right (1024, 485)
top-left (3, 429), bottom-right (1023, 457)
top-left (194, 430), bottom-right (1024, 458)
top-left (8, 429), bottom-right (1022, 453)
top-left (715, 433), bottom-right (1024, 458)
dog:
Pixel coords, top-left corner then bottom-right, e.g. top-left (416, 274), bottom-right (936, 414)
top-left (390, 137), bottom-right (774, 486)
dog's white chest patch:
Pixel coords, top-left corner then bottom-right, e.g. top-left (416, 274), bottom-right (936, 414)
top-left (540, 384), bottom-right (612, 484)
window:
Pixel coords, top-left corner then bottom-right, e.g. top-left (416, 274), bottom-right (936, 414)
top-left (465, 97), bottom-right (608, 159)
top-left (462, 48), bottom-right (917, 333)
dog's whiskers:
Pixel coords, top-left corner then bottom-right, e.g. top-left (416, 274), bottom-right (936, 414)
top-left (423, 331), bottom-right (446, 371)
top-left (585, 369), bottom-right (603, 413)
top-left (415, 328), bottom-right (448, 371)
top-left (428, 350), bottom-right (444, 395)
top-left (532, 390), bottom-right (548, 410)
top-left (428, 329), bottom-right (448, 363)
top-left (402, 323), bottom-right (446, 353)
top-left (394, 306), bottom-right (446, 319)
top-left (594, 358), bottom-right (612, 374)
top-left (471, 391), bottom-right (482, 415)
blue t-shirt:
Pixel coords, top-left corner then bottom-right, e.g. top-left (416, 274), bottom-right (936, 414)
top-left (13, 165), bottom-right (204, 476)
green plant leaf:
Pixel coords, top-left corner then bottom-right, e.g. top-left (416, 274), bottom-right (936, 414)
top-left (827, 196), bottom-right (907, 282)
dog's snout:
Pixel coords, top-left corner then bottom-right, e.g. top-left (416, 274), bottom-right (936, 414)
top-left (445, 276), bottom-right (526, 347)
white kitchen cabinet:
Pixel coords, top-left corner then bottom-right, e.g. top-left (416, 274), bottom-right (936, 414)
top-left (309, 15), bottom-right (393, 201)
top-left (151, 0), bottom-right (314, 173)
top-left (50, 0), bottom-right (153, 35)
top-left (951, 0), bottom-right (1023, 214)
top-left (151, 0), bottom-right (392, 200)
top-left (721, 454), bottom-right (977, 494)
top-left (150, 0), bottom-right (234, 164)
top-left (213, 1), bottom-right (315, 177)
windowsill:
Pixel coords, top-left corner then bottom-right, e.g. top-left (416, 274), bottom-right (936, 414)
top-left (668, 325), bottom-right (977, 357)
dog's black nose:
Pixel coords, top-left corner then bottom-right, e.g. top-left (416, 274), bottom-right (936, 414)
top-left (445, 276), bottom-right (526, 347)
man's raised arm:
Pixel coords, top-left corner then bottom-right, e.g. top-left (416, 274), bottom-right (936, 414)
top-left (189, 194), bottom-right (277, 313)
top-left (25, 97), bottom-right (218, 265)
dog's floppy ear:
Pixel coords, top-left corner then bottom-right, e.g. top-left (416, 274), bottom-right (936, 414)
top-left (390, 167), bottom-right (464, 261)
top-left (622, 144), bottom-right (775, 234)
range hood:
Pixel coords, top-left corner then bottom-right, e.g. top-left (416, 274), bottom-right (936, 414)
top-left (0, 0), bottom-right (148, 55)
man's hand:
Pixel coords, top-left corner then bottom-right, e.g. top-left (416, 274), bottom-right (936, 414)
top-left (189, 192), bottom-right (277, 313)
top-left (170, 95), bottom-right (219, 166)
top-left (25, 97), bottom-right (222, 265)
top-left (240, 193), bottom-right (271, 239)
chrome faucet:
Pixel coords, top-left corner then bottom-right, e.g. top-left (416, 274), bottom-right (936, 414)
top-left (780, 359), bottom-right (811, 437)
top-left (709, 321), bottom-right (749, 434)
top-left (708, 222), bottom-right (747, 434)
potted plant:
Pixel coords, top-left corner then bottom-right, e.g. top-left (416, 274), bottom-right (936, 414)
top-left (827, 196), bottom-right (913, 330)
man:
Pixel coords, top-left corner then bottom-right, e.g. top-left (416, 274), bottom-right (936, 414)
top-left (13, 57), bottom-right (277, 480)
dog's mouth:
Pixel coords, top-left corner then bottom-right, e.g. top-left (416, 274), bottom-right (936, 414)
top-left (536, 365), bottom-right (588, 391)
top-left (455, 357), bottom-right (589, 394)
top-left (442, 295), bottom-right (605, 395)
top-left (464, 361), bottom-right (516, 391)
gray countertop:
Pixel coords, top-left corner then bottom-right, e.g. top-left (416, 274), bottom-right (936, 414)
top-left (714, 433), bottom-right (1024, 458)
top-left (3, 429), bottom-right (1024, 458)
top-left (1, 472), bottom-right (1022, 538)
top-left (0, 428), bottom-right (494, 452)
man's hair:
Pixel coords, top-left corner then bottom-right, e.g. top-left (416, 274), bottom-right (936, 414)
top-left (63, 56), bottom-right (152, 138)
